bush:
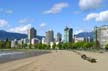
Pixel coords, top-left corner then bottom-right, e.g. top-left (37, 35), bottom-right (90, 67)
top-left (0, 39), bottom-right (11, 49)
top-left (105, 44), bottom-right (108, 50)
top-left (72, 42), bottom-right (96, 49)
top-left (72, 42), bottom-right (85, 49)
top-left (57, 43), bottom-right (62, 49)
top-left (52, 43), bottom-right (56, 49)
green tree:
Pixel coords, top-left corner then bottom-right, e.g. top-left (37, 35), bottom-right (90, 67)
top-left (62, 43), bottom-right (68, 49)
top-left (105, 44), bottom-right (108, 50)
top-left (83, 42), bottom-right (91, 49)
top-left (46, 44), bottom-right (50, 49)
top-left (5, 41), bottom-right (11, 48)
top-left (22, 43), bottom-right (28, 48)
top-left (57, 43), bottom-right (62, 49)
top-left (34, 43), bottom-right (47, 49)
top-left (0, 41), bottom-right (4, 49)
top-left (72, 41), bottom-right (85, 49)
top-left (68, 43), bottom-right (73, 49)
top-left (34, 43), bottom-right (40, 49)
top-left (52, 43), bottom-right (56, 49)
top-left (41, 44), bottom-right (47, 49)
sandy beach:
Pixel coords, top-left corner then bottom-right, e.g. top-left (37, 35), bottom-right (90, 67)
top-left (0, 50), bottom-right (108, 71)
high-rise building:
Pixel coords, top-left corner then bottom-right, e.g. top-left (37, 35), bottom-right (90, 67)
top-left (95, 25), bottom-right (108, 48)
top-left (45, 29), bottom-right (54, 44)
top-left (56, 32), bottom-right (62, 42)
top-left (64, 27), bottom-right (73, 43)
top-left (28, 27), bottom-right (37, 44)
top-left (28, 27), bottom-right (37, 40)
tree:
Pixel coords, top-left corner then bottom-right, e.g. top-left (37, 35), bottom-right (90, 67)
top-left (34, 43), bottom-right (51, 50)
top-left (105, 44), bottom-right (108, 50)
top-left (68, 43), bottom-right (73, 49)
top-left (41, 44), bottom-right (47, 49)
top-left (5, 38), bottom-right (11, 48)
top-left (0, 41), bottom-right (3, 49)
top-left (34, 43), bottom-right (40, 49)
top-left (83, 42), bottom-right (93, 49)
top-left (22, 43), bottom-right (28, 48)
top-left (95, 41), bottom-right (100, 48)
top-left (72, 41), bottom-right (85, 49)
top-left (57, 42), bottom-right (62, 49)
top-left (5, 41), bottom-right (11, 48)
top-left (52, 43), bottom-right (56, 49)
top-left (46, 44), bottom-right (50, 49)
top-left (62, 43), bottom-right (68, 49)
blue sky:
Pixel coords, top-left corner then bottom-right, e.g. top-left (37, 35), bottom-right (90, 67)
top-left (0, 0), bottom-right (108, 36)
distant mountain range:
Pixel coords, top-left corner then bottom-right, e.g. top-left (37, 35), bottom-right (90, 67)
top-left (0, 30), bottom-right (95, 40)
top-left (0, 30), bottom-right (27, 40)
top-left (0, 30), bottom-right (44, 40)
top-left (75, 32), bottom-right (95, 38)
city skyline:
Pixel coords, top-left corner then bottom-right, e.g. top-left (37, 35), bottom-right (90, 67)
top-left (0, 0), bottom-right (108, 36)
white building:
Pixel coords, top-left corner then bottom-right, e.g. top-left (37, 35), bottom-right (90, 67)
top-left (96, 25), bottom-right (108, 48)
top-left (23, 38), bottom-right (29, 44)
top-left (74, 32), bottom-right (94, 43)
top-left (11, 39), bottom-right (18, 48)
top-left (50, 42), bottom-right (54, 49)
top-left (42, 37), bottom-right (46, 44)
top-left (18, 38), bottom-right (29, 45)
top-left (31, 38), bottom-right (40, 45)
top-left (18, 39), bottom-right (23, 45)
top-left (74, 37), bottom-right (85, 43)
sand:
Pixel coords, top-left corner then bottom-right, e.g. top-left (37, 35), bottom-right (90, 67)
top-left (0, 50), bottom-right (108, 71)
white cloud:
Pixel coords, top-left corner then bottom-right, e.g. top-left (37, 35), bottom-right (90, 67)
top-left (85, 10), bottom-right (108, 22)
top-left (85, 13), bottom-right (98, 21)
top-left (19, 18), bottom-right (28, 24)
top-left (72, 11), bottom-right (81, 14)
top-left (0, 8), bottom-right (13, 14)
top-left (79, 0), bottom-right (101, 10)
top-left (0, 19), bottom-right (8, 27)
top-left (5, 10), bottom-right (13, 14)
top-left (19, 18), bottom-right (34, 24)
top-left (40, 22), bottom-right (46, 28)
top-left (8, 24), bottom-right (32, 34)
top-left (43, 2), bottom-right (69, 14)
top-left (96, 11), bottom-right (108, 22)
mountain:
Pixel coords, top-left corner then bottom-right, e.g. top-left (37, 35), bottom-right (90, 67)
top-left (0, 30), bottom-right (45, 40)
top-left (75, 32), bottom-right (95, 38)
top-left (36, 36), bottom-right (45, 41)
top-left (0, 30), bottom-right (27, 40)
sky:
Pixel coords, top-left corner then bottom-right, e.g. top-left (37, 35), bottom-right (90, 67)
top-left (0, 0), bottom-right (108, 36)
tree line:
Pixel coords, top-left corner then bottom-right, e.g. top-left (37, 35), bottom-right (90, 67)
top-left (0, 39), bottom-right (11, 49)
top-left (1, 39), bottom-right (108, 50)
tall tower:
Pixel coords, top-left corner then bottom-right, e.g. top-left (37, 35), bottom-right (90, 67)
top-left (45, 29), bottom-right (54, 44)
top-left (28, 27), bottom-right (37, 43)
top-left (56, 32), bottom-right (62, 42)
top-left (64, 26), bottom-right (73, 43)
